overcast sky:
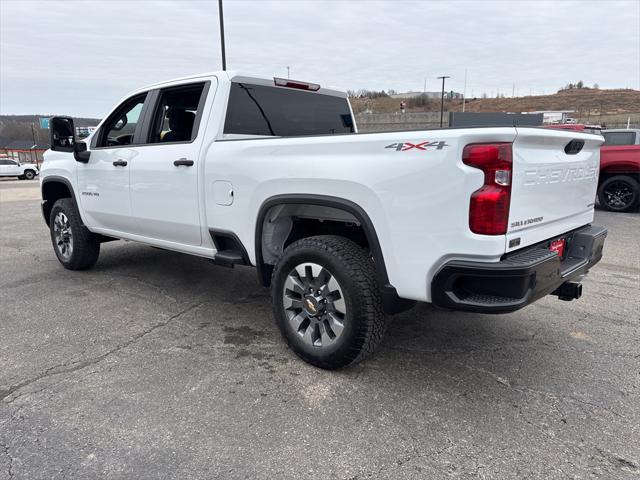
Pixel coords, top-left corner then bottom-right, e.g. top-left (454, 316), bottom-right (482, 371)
top-left (1, 0), bottom-right (639, 118)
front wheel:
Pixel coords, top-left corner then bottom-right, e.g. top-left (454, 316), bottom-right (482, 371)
top-left (49, 198), bottom-right (100, 270)
top-left (23, 170), bottom-right (36, 180)
top-left (598, 175), bottom-right (640, 212)
top-left (271, 235), bottom-right (386, 369)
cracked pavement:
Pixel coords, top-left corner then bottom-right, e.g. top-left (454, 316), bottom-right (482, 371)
top-left (1, 180), bottom-right (639, 479)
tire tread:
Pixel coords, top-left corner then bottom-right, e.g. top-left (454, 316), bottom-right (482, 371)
top-left (50, 198), bottom-right (100, 270)
top-left (272, 235), bottom-right (386, 369)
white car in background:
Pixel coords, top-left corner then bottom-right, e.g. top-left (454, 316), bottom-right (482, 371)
top-left (0, 157), bottom-right (39, 180)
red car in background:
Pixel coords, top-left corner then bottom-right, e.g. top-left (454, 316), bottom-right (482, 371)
top-left (599, 129), bottom-right (640, 211)
top-left (546, 125), bottom-right (640, 211)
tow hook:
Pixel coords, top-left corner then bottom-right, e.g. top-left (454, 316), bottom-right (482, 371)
top-left (552, 281), bottom-right (583, 301)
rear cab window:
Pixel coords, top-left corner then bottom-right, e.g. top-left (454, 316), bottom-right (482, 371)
top-left (223, 82), bottom-right (354, 137)
top-left (603, 131), bottom-right (636, 146)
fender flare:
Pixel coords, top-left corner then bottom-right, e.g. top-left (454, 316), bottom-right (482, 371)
top-left (41, 176), bottom-right (82, 226)
top-left (255, 194), bottom-right (389, 285)
top-left (254, 194), bottom-right (412, 314)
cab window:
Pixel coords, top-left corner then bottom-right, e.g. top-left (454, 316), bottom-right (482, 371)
top-left (603, 132), bottom-right (635, 146)
top-left (224, 82), bottom-right (354, 137)
top-left (148, 83), bottom-right (206, 144)
top-left (97, 94), bottom-right (147, 148)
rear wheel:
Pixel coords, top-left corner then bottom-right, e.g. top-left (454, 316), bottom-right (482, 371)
top-left (271, 235), bottom-right (385, 369)
top-left (23, 169), bottom-right (36, 180)
top-left (49, 198), bottom-right (100, 270)
top-left (598, 175), bottom-right (640, 212)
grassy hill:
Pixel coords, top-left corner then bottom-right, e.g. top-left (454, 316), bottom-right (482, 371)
top-left (2, 88), bottom-right (639, 143)
top-left (351, 88), bottom-right (640, 117)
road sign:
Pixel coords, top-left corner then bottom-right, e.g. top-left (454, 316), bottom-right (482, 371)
top-left (39, 118), bottom-right (50, 129)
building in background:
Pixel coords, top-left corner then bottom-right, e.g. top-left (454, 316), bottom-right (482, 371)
top-left (390, 91), bottom-right (463, 100)
top-left (0, 139), bottom-right (49, 164)
top-left (524, 110), bottom-right (576, 124)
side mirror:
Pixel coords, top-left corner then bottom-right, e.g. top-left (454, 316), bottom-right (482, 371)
top-left (50, 117), bottom-right (76, 152)
top-left (74, 142), bottom-right (91, 163)
top-left (50, 116), bottom-right (91, 162)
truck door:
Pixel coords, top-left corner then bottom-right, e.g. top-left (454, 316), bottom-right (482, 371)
top-left (5, 159), bottom-right (21, 176)
top-left (78, 93), bottom-right (149, 233)
top-left (127, 80), bottom-right (213, 246)
top-left (0, 159), bottom-right (10, 175)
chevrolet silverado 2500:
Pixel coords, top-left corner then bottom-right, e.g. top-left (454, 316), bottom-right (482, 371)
top-left (41, 72), bottom-right (607, 369)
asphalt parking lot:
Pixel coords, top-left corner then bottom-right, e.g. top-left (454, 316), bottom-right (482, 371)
top-left (1, 179), bottom-right (639, 479)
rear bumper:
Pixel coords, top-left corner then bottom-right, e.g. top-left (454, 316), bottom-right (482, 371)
top-left (431, 224), bottom-right (607, 313)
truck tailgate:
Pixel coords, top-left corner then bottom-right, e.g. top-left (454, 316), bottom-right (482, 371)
top-left (506, 128), bottom-right (603, 252)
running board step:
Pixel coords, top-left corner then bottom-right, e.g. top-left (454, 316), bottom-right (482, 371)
top-left (212, 250), bottom-right (245, 268)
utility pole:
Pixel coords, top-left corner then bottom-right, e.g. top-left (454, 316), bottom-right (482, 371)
top-left (218, 0), bottom-right (227, 70)
top-left (30, 123), bottom-right (39, 167)
top-left (462, 69), bottom-right (467, 112)
top-left (423, 77), bottom-right (426, 93)
top-left (287, 66), bottom-right (290, 79)
top-left (437, 75), bottom-right (450, 128)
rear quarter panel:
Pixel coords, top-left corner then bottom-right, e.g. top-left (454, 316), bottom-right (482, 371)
top-left (205, 128), bottom-right (517, 302)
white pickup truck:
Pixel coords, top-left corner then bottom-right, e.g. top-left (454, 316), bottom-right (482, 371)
top-left (42, 71), bottom-right (607, 369)
top-left (0, 157), bottom-right (39, 180)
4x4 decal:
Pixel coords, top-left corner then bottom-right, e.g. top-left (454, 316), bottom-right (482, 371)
top-left (385, 141), bottom-right (449, 151)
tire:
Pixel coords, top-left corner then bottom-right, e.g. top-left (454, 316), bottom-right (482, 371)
top-left (271, 235), bottom-right (386, 369)
top-left (598, 175), bottom-right (640, 212)
top-left (49, 198), bottom-right (100, 270)
top-left (23, 170), bottom-right (36, 180)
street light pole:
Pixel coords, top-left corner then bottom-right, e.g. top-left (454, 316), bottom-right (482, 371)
top-left (218, 0), bottom-right (227, 70)
top-left (30, 123), bottom-right (39, 167)
top-left (437, 75), bottom-right (450, 128)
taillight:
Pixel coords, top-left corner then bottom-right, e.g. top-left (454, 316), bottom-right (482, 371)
top-left (462, 143), bottom-right (512, 235)
top-left (273, 77), bottom-right (320, 91)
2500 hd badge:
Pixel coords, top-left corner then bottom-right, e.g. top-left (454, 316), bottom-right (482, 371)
top-left (511, 216), bottom-right (543, 228)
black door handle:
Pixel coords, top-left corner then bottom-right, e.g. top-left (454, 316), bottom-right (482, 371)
top-left (113, 159), bottom-right (127, 167)
top-left (174, 158), bottom-right (194, 167)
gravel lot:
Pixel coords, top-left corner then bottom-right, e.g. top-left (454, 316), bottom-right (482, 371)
top-left (1, 179), bottom-right (639, 479)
